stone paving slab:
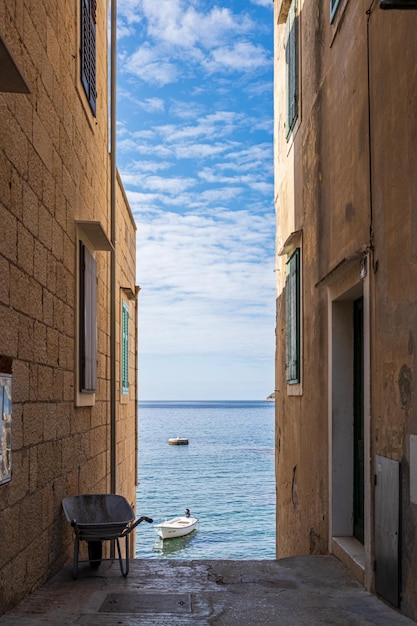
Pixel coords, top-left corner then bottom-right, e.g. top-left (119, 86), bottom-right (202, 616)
top-left (0, 556), bottom-right (416, 626)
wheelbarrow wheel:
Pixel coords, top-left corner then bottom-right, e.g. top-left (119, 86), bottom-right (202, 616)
top-left (88, 541), bottom-right (102, 568)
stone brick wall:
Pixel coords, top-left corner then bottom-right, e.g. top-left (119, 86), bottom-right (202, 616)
top-left (0, 0), bottom-right (137, 612)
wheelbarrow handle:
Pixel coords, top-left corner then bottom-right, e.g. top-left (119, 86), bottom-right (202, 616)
top-left (128, 515), bottom-right (153, 532)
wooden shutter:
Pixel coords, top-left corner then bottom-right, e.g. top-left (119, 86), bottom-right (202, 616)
top-left (286, 248), bottom-right (300, 383)
top-left (121, 301), bottom-right (129, 395)
top-left (81, 0), bottom-right (97, 115)
top-left (80, 242), bottom-right (97, 392)
top-left (285, 0), bottom-right (299, 139)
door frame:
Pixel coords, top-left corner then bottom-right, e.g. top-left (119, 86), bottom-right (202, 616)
top-left (326, 255), bottom-right (372, 590)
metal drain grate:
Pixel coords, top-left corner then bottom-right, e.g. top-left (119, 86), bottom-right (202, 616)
top-left (99, 592), bottom-right (192, 614)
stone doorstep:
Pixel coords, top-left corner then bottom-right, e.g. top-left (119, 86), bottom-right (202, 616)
top-left (332, 536), bottom-right (365, 585)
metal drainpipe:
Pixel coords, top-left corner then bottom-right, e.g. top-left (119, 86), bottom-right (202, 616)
top-left (366, 0), bottom-right (377, 247)
top-left (135, 286), bottom-right (141, 488)
top-left (110, 0), bottom-right (117, 500)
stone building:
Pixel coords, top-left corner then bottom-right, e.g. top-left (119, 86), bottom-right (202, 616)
top-left (274, 0), bottom-right (417, 619)
top-left (0, 0), bottom-right (138, 613)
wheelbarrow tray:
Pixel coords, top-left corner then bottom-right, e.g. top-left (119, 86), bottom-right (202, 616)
top-left (62, 494), bottom-right (135, 541)
top-left (62, 494), bottom-right (152, 578)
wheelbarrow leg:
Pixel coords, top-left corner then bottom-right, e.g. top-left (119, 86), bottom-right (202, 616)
top-left (88, 541), bottom-right (103, 568)
top-left (116, 535), bottom-right (129, 577)
top-left (115, 515), bottom-right (152, 577)
top-left (73, 536), bottom-right (79, 580)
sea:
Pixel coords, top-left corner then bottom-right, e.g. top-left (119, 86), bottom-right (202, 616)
top-left (135, 400), bottom-right (276, 560)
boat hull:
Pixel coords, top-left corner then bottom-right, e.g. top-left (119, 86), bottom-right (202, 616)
top-left (155, 516), bottom-right (198, 540)
top-left (168, 437), bottom-right (189, 445)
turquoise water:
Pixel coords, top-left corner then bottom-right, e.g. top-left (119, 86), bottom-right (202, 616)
top-left (135, 401), bottom-right (276, 559)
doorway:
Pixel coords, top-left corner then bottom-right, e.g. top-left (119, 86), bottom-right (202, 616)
top-left (353, 297), bottom-right (364, 544)
top-left (329, 275), bottom-right (370, 546)
top-left (329, 271), bottom-right (370, 582)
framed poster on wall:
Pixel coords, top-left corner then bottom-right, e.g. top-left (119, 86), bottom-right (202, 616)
top-left (0, 374), bottom-right (12, 485)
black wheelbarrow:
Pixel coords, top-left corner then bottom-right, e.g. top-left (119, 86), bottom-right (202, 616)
top-left (62, 494), bottom-right (153, 579)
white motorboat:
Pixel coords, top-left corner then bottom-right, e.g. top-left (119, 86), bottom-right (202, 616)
top-left (155, 510), bottom-right (198, 540)
top-left (168, 437), bottom-right (189, 445)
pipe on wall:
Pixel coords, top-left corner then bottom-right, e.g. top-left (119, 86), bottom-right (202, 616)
top-left (366, 0), bottom-right (377, 248)
top-left (110, 0), bottom-right (117, 498)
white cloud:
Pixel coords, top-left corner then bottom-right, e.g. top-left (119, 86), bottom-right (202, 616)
top-left (169, 100), bottom-right (206, 120)
top-left (125, 160), bottom-right (173, 174)
top-left (223, 144), bottom-right (272, 168)
top-left (129, 142), bottom-right (175, 158)
top-left (173, 141), bottom-right (238, 160)
top-left (138, 174), bottom-right (197, 194)
top-left (204, 41), bottom-right (271, 74)
top-left (199, 186), bottom-right (245, 203)
top-left (197, 165), bottom-right (272, 193)
top-left (125, 44), bottom-right (179, 86)
top-left (132, 203), bottom-right (275, 359)
top-left (157, 111), bottom-right (242, 143)
top-left (139, 1), bottom-right (253, 50)
top-left (250, 0), bottom-right (273, 7)
top-left (116, 0), bottom-right (144, 26)
top-left (139, 97), bottom-right (165, 113)
top-left (119, 0), bottom-right (269, 85)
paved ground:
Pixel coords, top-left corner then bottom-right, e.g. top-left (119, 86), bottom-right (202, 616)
top-left (0, 556), bottom-right (416, 626)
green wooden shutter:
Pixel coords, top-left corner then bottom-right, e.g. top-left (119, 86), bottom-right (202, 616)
top-left (121, 301), bottom-right (129, 395)
top-left (79, 242), bottom-right (97, 392)
top-left (81, 0), bottom-right (97, 115)
top-left (285, 1), bottom-right (299, 140)
top-left (286, 248), bottom-right (300, 383)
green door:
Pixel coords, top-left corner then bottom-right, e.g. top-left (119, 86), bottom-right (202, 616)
top-left (353, 297), bottom-right (364, 544)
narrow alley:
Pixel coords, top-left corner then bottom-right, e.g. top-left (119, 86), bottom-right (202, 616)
top-left (0, 556), bottom-right (415, 626)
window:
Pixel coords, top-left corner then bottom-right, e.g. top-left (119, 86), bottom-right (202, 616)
top-left (0, 374), bottom-right (12, 485)
top-left (330, 0), bottom-right (341, 22)
top-left (79, 241), bottom-right (97, 392)
top-left (286, 248), bottom-right (301, 384)
top-left (75, 222), bottom-right (112, 406)
top-left (80, 0), bottom-right (97, 115)
top-left (121, 300), bottom-right (129, 395)
top-left (285, 0), bottom-right (299, 140)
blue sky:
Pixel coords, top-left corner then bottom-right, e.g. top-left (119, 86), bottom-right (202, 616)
top-left (116, 0), bottom-right (275, 401)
